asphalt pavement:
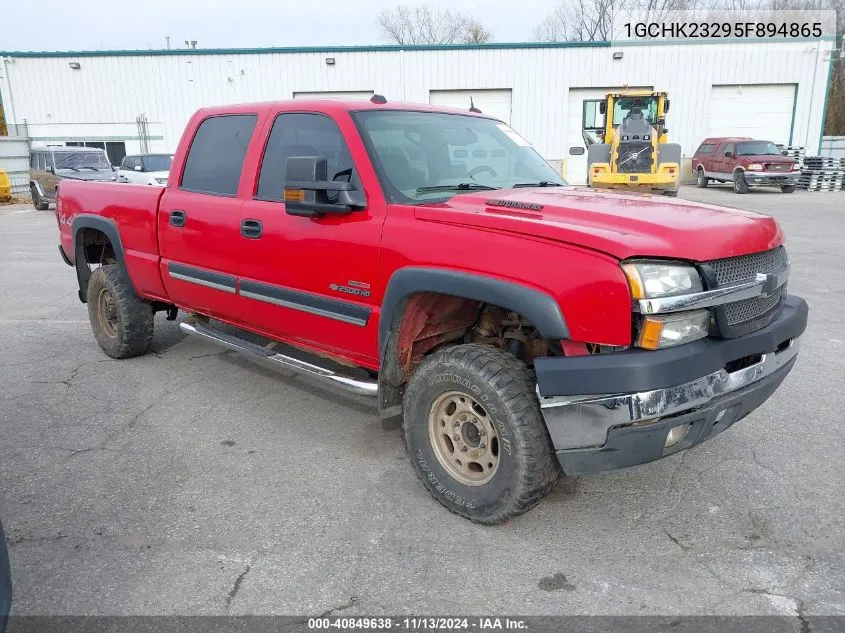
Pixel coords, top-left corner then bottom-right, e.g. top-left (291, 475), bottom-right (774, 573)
top-left (0, 187), bottom-right (843, 616)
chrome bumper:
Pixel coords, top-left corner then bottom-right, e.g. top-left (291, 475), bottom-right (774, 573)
top-left (537, 336), bottom-right (800, 451)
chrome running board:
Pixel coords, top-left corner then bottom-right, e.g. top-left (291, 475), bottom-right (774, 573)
top-left (179, 321), bottom-right (378, 397)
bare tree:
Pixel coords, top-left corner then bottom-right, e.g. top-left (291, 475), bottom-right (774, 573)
top-left (378, 4), bottom-right (493, 44)
top-left (532, 0), bottom-right (617, 42)
top-left (464, 19), bottom-right (494, 44)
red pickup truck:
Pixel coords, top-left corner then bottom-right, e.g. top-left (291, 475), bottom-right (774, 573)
top-left (55, 97), bottom-right (807, 524)
top-left (692, 137), bottom-right (801, 194)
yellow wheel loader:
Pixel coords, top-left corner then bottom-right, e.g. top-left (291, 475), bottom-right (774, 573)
top-left (584, 91), bottom-right (681, 196)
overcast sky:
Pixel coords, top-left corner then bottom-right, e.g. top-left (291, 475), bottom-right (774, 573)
top-left (3, 0), bottom-right (555, 52)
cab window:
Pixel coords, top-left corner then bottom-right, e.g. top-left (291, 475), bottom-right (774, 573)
top-left (256, 113), bottom-right (355, 202)
top-left (181, 114), bottom-right (258, 196)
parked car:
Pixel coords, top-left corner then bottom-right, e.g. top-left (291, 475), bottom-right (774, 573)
top-left (117, 154), bottom-right (173, 186)
top-left (0, 519), bottom-right (10, 633)
top-left (30, 146), bottom-right (116, 210)
top-left (55, 98), bottom-right (807, 524)
top-left (692, 137), bottom-right (801, 194)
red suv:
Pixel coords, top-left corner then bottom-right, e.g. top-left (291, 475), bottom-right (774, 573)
top-left (692, 137), bottom-right (800, 194)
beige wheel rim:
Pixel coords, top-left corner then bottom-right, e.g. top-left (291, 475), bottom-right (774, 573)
top-left (97, 287), bottom-right (118, 338)
top-left (427, 390), bottom-right (500, 486)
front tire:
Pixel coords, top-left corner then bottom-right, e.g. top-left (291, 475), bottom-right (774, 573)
top-left (781, 185), bottom-right (796, 193)
top-left (86, 264), bottom-right (154, 359)
top-left (403, 344), bottom-right (561, 524)
top-left (696, 169), bottom-right (709, 188)
top-left (733, 171), bottom-right (749, 194)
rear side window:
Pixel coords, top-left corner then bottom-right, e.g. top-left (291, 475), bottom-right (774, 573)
top-left (181, 114), bottom-right (257, 196)
top-left (695, 143), bottom-right (716, 155)
top-left (256, 113), bottom-right (354, 202)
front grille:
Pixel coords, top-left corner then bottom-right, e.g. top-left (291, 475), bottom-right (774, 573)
top-left (710, 247), bottom-right (786, 285)
top-left (765, 163), bottom-right (792, 172)
top-left (704, 246), bottom-right (787, 337)
top-left (723, 285), bottom-right (785, 325)
top-left (616, 142), bottom-right (653, 174)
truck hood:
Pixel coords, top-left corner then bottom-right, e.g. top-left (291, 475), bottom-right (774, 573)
top-left (414, 186), bottom-right (783, 261)
top-left (739, 155), bottom-right (796, 164)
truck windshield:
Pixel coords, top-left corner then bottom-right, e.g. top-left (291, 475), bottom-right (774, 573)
top-left (352, 110), bottom-right (565, 203)
top-left (54, 151), bottom-right (112, 170)
top-left (613, 97), bottom-right (658, 126)
top-left (736, 141), bottom-right (782, 156)
top-left (142, 155), bottom-right (173, 172)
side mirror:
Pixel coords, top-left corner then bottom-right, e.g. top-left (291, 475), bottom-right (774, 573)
top-left (664, 99), bottom-right (670, 113)
top-left (134, 165), bottom-right (143, 172)
top-left (782, 150), bottom-right (789, 156)
top-left (283, 156), bottom-right (366, 217)
top-left (599, 102), bottom-right (606, 115)
top-left (724, 151), bottom-right (733, 158)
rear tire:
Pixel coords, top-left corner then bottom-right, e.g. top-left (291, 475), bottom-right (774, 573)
top-left (696, 169), bottom-right (709, 188)
top-left (403, 344), bottom-right (561, 524)
top-left (733, 171), bottom-right (749, 194)
top-left (781, 185), bottom-right (796, 193)
top-left (86, 264), bottom-right (154, 359)
top-left (31, 184), bottom-right (49, 211)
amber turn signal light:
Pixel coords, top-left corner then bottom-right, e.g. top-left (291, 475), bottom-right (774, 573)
top-left (284, 189), bottom-right (305, 202)
top-left (638, 317), bottom-right (664, 350)
top-left (621, 264), bottom-right (645, 300)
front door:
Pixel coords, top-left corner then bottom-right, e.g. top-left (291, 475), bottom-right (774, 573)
top-left (713, 143), bottom-right (733, 179)
top-left (158, 112), bottom-right (260, 323)
top-left (236, 109), bottom-right (385, 367)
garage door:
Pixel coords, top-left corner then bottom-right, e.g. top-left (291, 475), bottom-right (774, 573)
top-left (566, 86), bottom-right (652, 184)
top-left (707, 85), bottom-right (795, 145)
top-left (429, 89), bottom-right (512, 124)
top-left (293, 91), bottom-right (374, 100)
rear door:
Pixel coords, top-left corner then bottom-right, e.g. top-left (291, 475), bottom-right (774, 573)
top-left (710, 143), bottom-right (727, 178)
top-left (235, 107), bottom-right (385, 366)
top-left (158, 112), bottom-right (262, 322)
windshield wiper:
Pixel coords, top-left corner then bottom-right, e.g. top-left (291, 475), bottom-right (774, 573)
top-left (512, 181), bottom-right (565, 188)
top-left (57, 166), bottom-right (80, 172)
top-left (416, 183), bottom-right (499, 193)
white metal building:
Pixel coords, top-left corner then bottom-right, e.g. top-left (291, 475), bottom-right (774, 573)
top-left (0, 39), bottom-right (835, 184)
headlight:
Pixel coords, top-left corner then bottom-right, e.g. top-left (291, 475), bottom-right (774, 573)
top-left (155, 177), bottom-right (168, 185)
top-left (791, 164), bottom-right (801, 171)
top-left (622, 262), bottom-right (703, 299)
top-left (747, 164), bottom-right (763, 171)
top-left (638, 310), bottom-right (709, 350)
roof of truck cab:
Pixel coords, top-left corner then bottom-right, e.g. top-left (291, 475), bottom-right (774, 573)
top-left (700, 137), bottom-right (754, 144)
top-left (192, 99), bottom-right (498, 119)
top-left (32, 146), bottom-right (108, 153)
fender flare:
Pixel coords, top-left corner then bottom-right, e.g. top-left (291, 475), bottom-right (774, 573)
top-left (378, 267), bottom-right (569, 357)
top-left (71, 214), bottom-right (135, 302)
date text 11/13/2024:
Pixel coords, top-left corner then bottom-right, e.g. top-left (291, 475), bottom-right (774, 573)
top-left (308, 617), bottom-right (529, 630)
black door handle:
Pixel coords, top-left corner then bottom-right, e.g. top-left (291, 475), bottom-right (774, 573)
top-left (241, 219), bottom-right (263, 239)
top-left (169, 209), bottom-right (186, 227)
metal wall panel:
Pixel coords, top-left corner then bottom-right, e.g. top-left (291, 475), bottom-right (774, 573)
top-left (0, 41), bottom-right (833, 167)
